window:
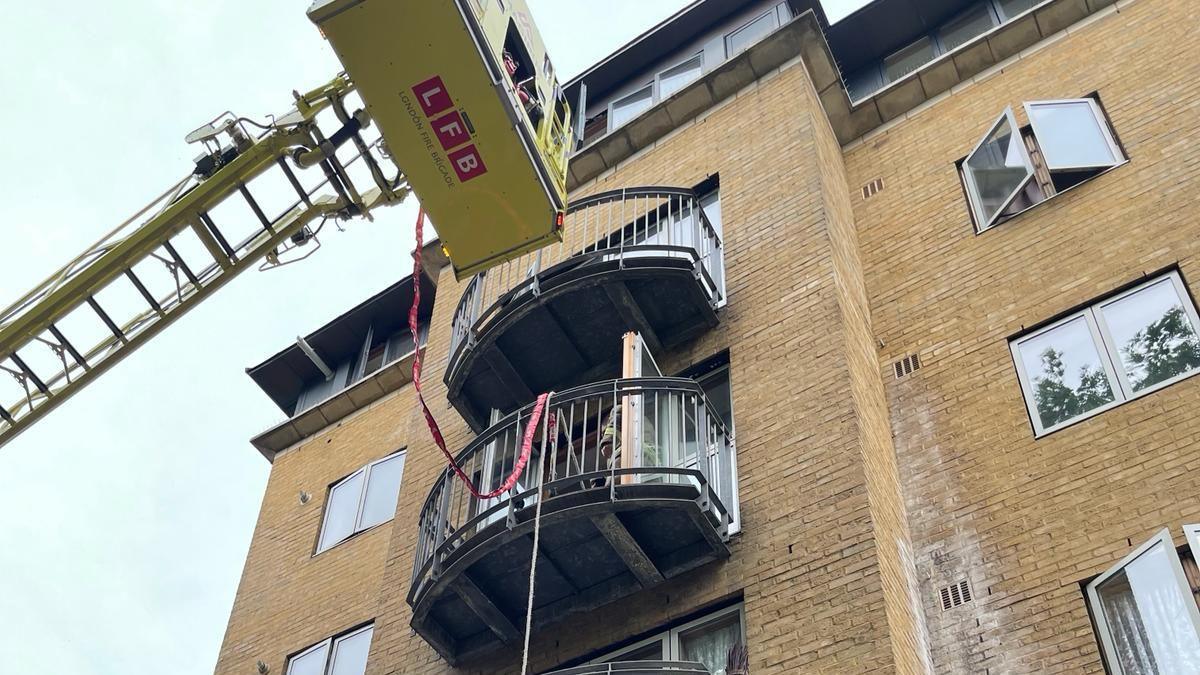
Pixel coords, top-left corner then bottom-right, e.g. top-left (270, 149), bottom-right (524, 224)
top-left (609, 85), bottom-right (653, 131)
top-left (1086, 531), bottom-right (1200, 674)
top-left (725, 10), bottom-right (779, 58)
top-left (594, 604), bottom-right (746, 675)
top-left (1011, 272), bottom-right (1200, 436)
top-left (939, 4), bottom-right (998, 52)
top-left (287, 625), bottom-right (374, 675)
top-left (317, 451), bottom-right (407, 552)
top-left (1025, 99), bottom-right (1122, 171)
top-left (962, 108), bottom-right (1035, 231)
top-left (846, 65), bottom-right (884, 103)
top-left (658, 54), bottom-right (703, 100)
top-left (883, 37), bottom-right (936, 81)
top-left (962, 98), bottom-right (1124, 232)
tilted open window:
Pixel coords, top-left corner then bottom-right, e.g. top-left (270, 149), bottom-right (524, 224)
top-left (1085, 530), bottom-right (1200, 674)
top-left (962, 97), bottom-right (1124, 232)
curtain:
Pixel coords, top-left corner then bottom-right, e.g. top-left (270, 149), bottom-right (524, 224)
top-left (680, 618), bottom-right (740, 675)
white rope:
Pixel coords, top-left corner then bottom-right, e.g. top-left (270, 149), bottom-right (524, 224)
top-left (520, 391), bottom-right (553, 675)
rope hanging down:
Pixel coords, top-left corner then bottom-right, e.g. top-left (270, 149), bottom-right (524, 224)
top-left (408, 208), bottom-right (548, 500)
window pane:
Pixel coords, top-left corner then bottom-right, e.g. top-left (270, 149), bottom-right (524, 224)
top-left (964, 110), bottom-right (1033, 228)
top-left (659, 56), bottom-right (702, 99)
top-left (329, 627), bottom-right (373, 675)
top-left (1100, 278), bottom-right (1200, 392)
top-left (287, 644), bottom-right (328, 675)
top-left (611, 86), bottom-right (653, 128)
top-left (940, 5), bottom-right (996, 52)
top-left (1016, 316), bottom-right (1116, 430)
top-left (998, 0), bottom-right (1042, 19)
top-left (680, 614), bottom-right (742, 675)
top-left (1095, 541), bottom-right (1200, 673)
top-left (319, 470), bottom-right (364, 551)
top-left (726, 11), bottom-right (778, 57)
top-left (846, 66), bottom-right (883, 102)
top-left (359, 454), bottom-right (406, 530)
top-left (1027, 101), bottom-right (1119, 170)
top-left (883, 37), bottom-right (935, 81)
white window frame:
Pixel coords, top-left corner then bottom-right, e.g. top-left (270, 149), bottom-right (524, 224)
top-left (316, 450), bottom-right (406, 553)
top-left (286, 624), bottom-right (374, 675)
top-left (1011, 271), bottom-right (1200, 436)
top-left (1024, 98), bottom-right (1123, 172)
top-left (655, 52), bottom-right (704, 101)
top-left (608, 84), bottom-right (654, 133)
top-left (724, 9), bottom-right (779, 58)
top-left (591, 603), bottom-right (746, 665)
top-left (1185, 524), bottom-right (1200, 560)
top-left (962, 107), bottom-right (1036, 232)
top-left (1085, 529), bottom-right (1200, 675)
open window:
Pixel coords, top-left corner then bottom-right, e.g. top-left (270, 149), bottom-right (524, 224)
top-left (1085, 530), bottom-right (1200, 674)
top-left (963, 97), bottom-right (1124, 232)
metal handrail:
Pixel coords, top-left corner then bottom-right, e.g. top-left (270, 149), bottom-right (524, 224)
top-left (545, 661), bottom-right (711, 675)
top-left (409, 376), bottom-right (735, 600)
top-left (447, 186), bottom-right (725, 369)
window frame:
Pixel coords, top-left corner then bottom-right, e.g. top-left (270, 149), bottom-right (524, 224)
top-left (590, 603), bottom-right (746, 666)
top-left (724, 9), bottom-right (779, 58)
top-left (1011, 271), bottom-right (1200, 437)
top-left (656, 52), bottom-right (704, 102)
top-left (962, 107), bottom-right (1036, 232)
top-left (695, 363), bottom-right (739, 534)
top-left (1023, 98), bottom-right (1124, 172)
top-left (607, 83), bottom-right (654, 133)
top-left (1084, 529), bottom-right (1200, 675)
top-left (316, 450), bottom-right (407, 553)
top-left (286, 624), bottom-right (375, 675)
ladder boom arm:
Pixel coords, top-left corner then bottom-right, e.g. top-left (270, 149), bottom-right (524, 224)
top-left (0, 76), bottom-right (407, 448)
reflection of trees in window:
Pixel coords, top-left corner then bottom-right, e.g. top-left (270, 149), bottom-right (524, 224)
top-left (1032, 348), bottom-right (1113, 429)
top-left (1121, 306), bottom-right (1200, 391)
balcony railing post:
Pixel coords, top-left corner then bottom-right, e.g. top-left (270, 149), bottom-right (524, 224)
top-left (431, 477), bottom-right (452, 581)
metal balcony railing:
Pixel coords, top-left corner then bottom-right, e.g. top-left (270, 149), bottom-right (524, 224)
top-left (545, 662), bottom-right (711, 675)
top-left (447, 187), bottom-right (724, 367)
top-left (409, 377), bottom-right (735, 601)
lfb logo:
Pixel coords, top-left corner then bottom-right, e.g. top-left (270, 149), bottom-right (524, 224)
top-left (412, 76), bottom-right (488, 183)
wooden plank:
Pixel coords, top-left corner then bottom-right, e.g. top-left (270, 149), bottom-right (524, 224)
top-left (591, 512), bottom-right (664, 588)
top-left (452, 575), bottom-right (520, 644)
top-left (604, 282), bottom-right (663, 355)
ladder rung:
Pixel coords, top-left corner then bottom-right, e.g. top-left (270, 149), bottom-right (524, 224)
top-left (239, 185), bottom-right (274, 233)
top-left (8, 353), bottom-right (50, 396)
top-left (47, 324), bottom-right (89, 370)
top-left (86, 297), bottom-right (127, 344)
top-left (199, 212), bottom-right (238, 261)
top-left (124, 269), bottom-right (163, 314)
top-left (277, 158), bottom-right (314, 208)
top-left (162, 242), bottom-right (200, 286)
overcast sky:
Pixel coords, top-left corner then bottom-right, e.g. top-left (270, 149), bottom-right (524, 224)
top-left (0, 1), bottom-right (867, 672)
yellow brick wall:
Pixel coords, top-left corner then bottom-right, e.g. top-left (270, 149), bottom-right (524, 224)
top-left (843, 0), bottom-right (1200, 672)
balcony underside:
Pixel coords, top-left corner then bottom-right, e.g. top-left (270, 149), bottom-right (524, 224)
top-left (410, 482), bottom-right (729, 665)
top-left (448, 256), bottom-right (718, 430)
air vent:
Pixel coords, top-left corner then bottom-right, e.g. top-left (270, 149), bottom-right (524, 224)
top-left (893, 353), bottom-right (921, 379)
top-left (861, 177), bottom-right (885, 200)
top-left (939, 580), bottom-right (973, 611)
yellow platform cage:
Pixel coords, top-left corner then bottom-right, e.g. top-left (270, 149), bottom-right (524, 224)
top-left (309, 0), bottom-right (572, 279)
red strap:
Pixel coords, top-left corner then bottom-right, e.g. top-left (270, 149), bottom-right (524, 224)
top-left (409, 208), bottom-right (547, 500)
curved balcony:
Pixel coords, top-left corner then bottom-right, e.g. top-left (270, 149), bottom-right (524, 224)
top-left (446, 187), bottom-right (724, 429)
top-left (408, 378), bottom-right (735, 664)
top-left (547, 663), bottom-right (710, 675)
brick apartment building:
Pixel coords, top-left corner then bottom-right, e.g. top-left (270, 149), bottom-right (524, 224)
top-left (214, 0), bottom-right (1200, 673)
